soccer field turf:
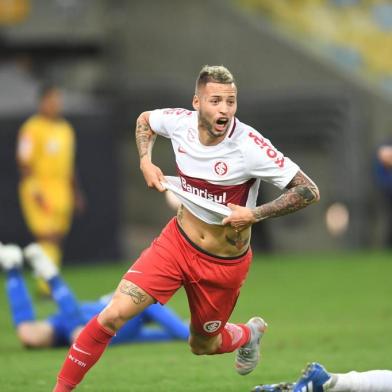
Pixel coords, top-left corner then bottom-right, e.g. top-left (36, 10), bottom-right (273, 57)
top-left (0, 251), bottom-right (391, 391)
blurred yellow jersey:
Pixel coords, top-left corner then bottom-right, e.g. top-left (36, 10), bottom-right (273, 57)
top-left (17, 114), bottom-right (75, 181)
top-left (17, 114), bottom-right (76, 236)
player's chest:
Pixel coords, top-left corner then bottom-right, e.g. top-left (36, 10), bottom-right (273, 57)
top-left (41, 128), bottom-right (71, 156)
top-left (173, 140), bottom-right (246, 182)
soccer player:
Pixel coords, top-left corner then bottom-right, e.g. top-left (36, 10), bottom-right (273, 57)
top-left (0, 242), bottom-right (189, 348)
top-left (374, 142), bottom-right (392, 247)
top-left (252, 362), bottom-right (392, 392)
top-left (16, 84), bottom-right (84, 295)
top-left (53, 65), bottom-right (320, 391)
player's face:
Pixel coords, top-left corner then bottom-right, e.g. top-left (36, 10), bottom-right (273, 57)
top-left (40, 89), bottom-right (63, 119)
top-left (193, 82), bottom-right (237, 143)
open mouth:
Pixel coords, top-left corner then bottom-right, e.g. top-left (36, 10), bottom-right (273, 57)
top-left (215, 117), bottom-right (229, 131)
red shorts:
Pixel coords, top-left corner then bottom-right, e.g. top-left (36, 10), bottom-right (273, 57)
top-left (123, 218), bottom-right (252, 336)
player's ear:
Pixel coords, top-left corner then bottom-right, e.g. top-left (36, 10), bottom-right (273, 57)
top-left (192, 95), bottom-right (199, 111)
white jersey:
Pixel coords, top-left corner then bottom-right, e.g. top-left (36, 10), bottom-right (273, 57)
top-left (150, 108), bottom-right (300, 225)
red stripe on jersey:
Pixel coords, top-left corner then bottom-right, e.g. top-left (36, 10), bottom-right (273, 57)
top-left (228, 118), bottom-right (237, 138)
top-left (176, 168), bottom-right (255, 207)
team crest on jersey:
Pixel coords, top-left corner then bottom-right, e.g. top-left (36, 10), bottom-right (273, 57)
top-left (187, 128), bottom-right (196, 142)
top-left (203, 320), bottom-right (222, 333)
top-left (214, 161), bottom-right (228, 176)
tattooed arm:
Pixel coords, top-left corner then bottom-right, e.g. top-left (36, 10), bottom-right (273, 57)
top-left (252, 170), bottom-right (320, 222)
top-left (135, 111), bottom-right (166, 191)
top-left (136, 111), bottom-right (156, 162)
top-left (222, 170), bottom-right (319, 230)
top-left (119, 280), bottom-right (148, 305)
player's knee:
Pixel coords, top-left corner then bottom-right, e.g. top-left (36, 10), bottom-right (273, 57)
top-left (189, 343), bottom-right (214, 355)
top-left (190, 346), bottom-right (208, 355)
top-left (98, 305), bottom-right (130, 332)
top-left (188, 335), bottom-right (216, 355)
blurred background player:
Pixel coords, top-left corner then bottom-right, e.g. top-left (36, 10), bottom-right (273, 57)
top-left (16, 84), bottom-right (85, 295)
top-left (374, 142), bottom-right (392, 247)
top-left (0, 242), bottom-right (189, 348)
top-left (252, 362), bottom-right (392, 392)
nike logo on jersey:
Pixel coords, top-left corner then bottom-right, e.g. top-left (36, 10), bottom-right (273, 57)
top-left (178, 146), bottom-right (187, 154)
top-left (127, 269), bottom-right (142, 274)
top-left (72, 343), bottom-right (91, 356)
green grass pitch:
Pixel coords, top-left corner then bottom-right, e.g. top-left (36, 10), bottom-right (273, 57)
top-left (0, 251), bottom-right (391, 391)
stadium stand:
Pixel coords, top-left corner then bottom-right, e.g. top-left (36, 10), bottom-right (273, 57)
top-left (236, 0), bottom-right (392, 95)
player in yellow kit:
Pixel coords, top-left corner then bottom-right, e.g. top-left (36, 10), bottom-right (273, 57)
top-left (16, 85), bottom-right (84, 295)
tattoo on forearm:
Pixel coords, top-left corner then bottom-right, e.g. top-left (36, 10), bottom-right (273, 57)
top-left (225, 231), bottom-right (250, 250)
top-left (135, 119), bottom-right (156, 160)
top-left (296, 185), bottom-right (317, 203)
top-left (252, 172), bottom-right (319, 222)
top-left (119, 281), bottom-right (147, 305)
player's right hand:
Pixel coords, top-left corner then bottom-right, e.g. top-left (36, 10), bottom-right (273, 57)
top-left (140, 160), bottom-right (166, 192)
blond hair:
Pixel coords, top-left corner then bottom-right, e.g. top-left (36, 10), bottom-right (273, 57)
top-left (195, 65), bottom-right (235, 94)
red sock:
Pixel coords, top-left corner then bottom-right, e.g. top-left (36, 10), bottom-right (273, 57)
top-left (53, 316), bottom-right (114, 391)
top-left (215, 323), bottom-right (250, 354)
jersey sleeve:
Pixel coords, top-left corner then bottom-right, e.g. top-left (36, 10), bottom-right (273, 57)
top-left (149, 109), bottom-right (174, 138)
top-left (245, 130), bottom-right (299, 189)
top-left (17, 120), bottom-right (37, 164)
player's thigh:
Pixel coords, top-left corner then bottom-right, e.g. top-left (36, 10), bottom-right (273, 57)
top-left (52, 207), bottom-right (72, 236)
top-left (20, 192), bottom-right (46, 232)
top-left (98, 279), bottom-right (155, 331)
top-left (20, 193), bottom-right (63, 237)
top-left (51, 187), bottom-right (74, 234)
top-left (185, 252), bottom-right (251, 336)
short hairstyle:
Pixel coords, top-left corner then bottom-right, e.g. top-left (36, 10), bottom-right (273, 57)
top-left (195, 65), bottom-right (235, 94)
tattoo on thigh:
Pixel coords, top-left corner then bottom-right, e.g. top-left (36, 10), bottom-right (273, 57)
top-left (119, 281), bottom-right (147, 305)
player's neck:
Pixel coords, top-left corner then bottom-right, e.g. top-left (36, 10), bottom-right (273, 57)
top-left (40, 112), bottom-right (60, 121)
top-left (198, 128), bottom-right (227, 146)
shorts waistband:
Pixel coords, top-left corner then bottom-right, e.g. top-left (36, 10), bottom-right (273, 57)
top-left (174, 218), bottom-right (250, 263)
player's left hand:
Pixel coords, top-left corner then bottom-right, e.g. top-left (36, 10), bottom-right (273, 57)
top-left (222, 203), bottom-right (256, 231)
top-left (140, 159), bottom-right (166, 192)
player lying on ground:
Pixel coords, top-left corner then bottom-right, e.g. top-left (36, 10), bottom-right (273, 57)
top-left (252, 362), bottom-right (392, 392)
top-left (0, 242), bottom-right (189, 348)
